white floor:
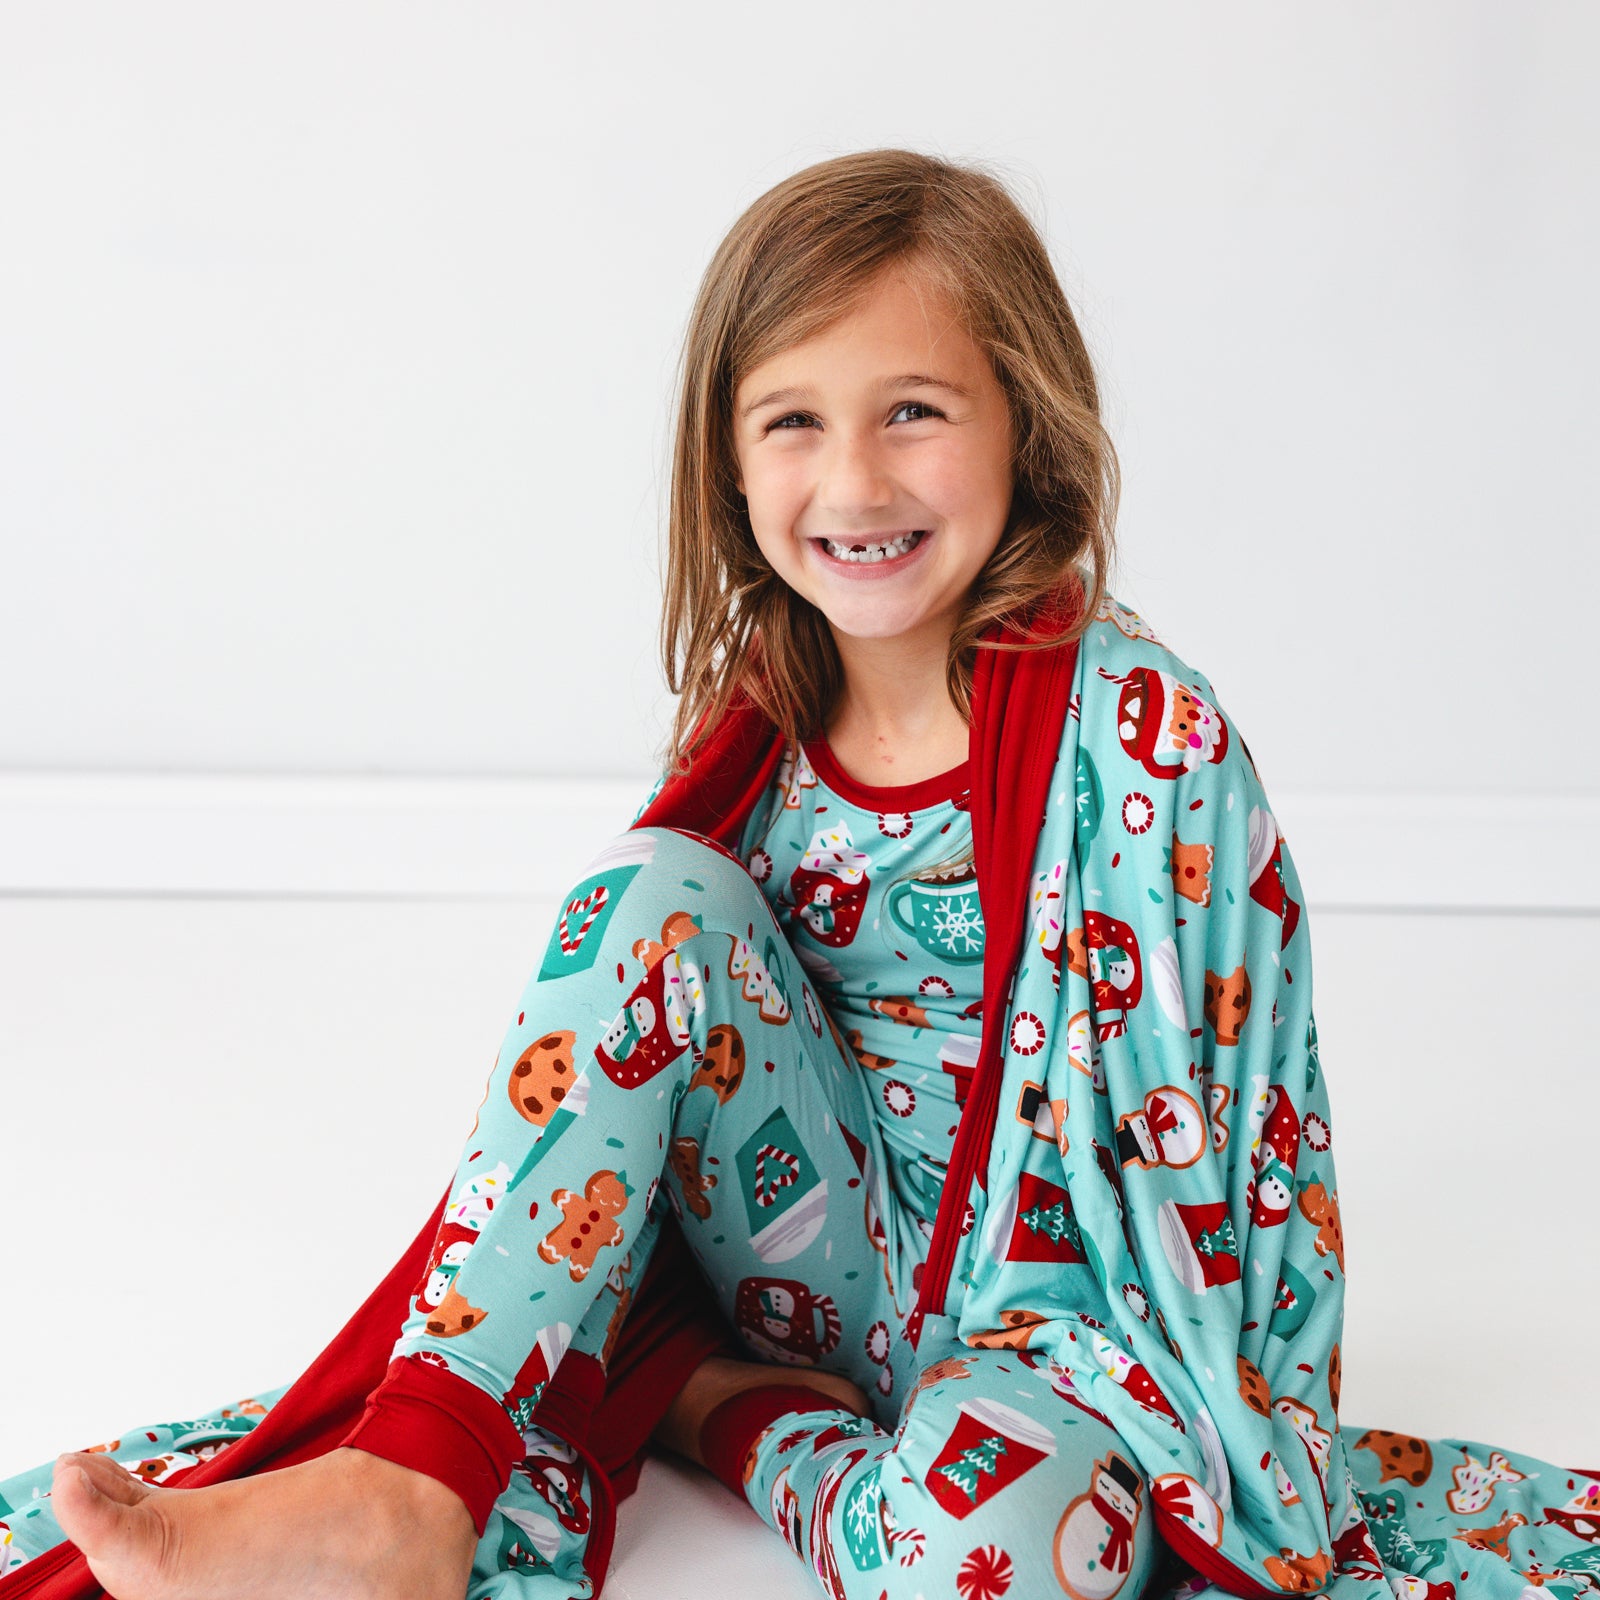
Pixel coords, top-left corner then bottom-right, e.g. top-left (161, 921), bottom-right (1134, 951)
top-left (2, 894), bottom-right (1596, 1591)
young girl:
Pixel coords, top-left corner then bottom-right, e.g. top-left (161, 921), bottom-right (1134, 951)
top-left (3, 150), bottom-right (1595, 1600)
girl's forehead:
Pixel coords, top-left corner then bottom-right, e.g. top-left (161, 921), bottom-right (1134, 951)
top-left (788, 275), bottom-right (965, 355)
top-left (735, 280), bottom-right (986, 397)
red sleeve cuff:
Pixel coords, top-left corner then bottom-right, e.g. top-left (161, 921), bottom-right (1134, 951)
top-left (339, 1355), bottom-right (527, 1536)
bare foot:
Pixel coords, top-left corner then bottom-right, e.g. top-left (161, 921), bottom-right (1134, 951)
top-left (50, 1444), bottom-right (478, 1600)
top-left (653, 1353), bottom-right (873, 1469)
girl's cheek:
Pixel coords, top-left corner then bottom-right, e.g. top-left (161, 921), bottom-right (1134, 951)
top-left (917, 445), bottom-right (987, 493)
top-left (754, 466), bottom-right (811, 511)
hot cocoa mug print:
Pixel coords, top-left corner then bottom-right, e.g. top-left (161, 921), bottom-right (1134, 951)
top-left (886, 867), bottom-right (986, 965)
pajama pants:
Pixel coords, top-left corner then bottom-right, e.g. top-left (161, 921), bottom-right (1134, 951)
top-left (0, 825), bottom-right (1167, 1600)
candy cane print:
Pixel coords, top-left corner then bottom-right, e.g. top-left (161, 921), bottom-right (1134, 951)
top-left (558, 885), bottom-right (609, 954)
top-left (753, 1143), bottom-right (800, 1206)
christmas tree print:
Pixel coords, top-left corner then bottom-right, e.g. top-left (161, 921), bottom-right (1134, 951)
top-left (506, 1384), bottom-right (545, 1431)
top-left (1019, 1197), bottom-right (1081, 1252)
top-left (938, 1435), bottom-right (1009, 1503)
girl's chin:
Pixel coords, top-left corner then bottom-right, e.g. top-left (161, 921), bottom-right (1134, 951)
top-left (815, 599), bottom-right (951, 644)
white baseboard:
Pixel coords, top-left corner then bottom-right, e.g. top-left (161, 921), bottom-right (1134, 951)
top-left (2, 772), bottom-right (1596, 912)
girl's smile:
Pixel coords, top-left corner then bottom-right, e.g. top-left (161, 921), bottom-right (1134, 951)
top-left (809, 525), bottom-right (935, 579)
top-left (732, 266), bottom-right (1015, 654)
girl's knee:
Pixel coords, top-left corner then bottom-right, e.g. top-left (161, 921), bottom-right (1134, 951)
top-left (590, 825), bottom-right (770, 928)
top-left (868, 1378), bottom-right (1161, 1600)
top-left (536, 825), bottom-right (776, 1022)
top-left (626, 823), bottom-right (742, 866)
top-left (570, 827), bottom-right (786, 1101)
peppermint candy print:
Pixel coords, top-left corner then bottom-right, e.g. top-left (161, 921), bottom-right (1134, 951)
top-left (957, 1544), bottom-right (1014, 1600)
top-left (1121, 792), bottom-right (1155, 835)
top-left (882, 1079), bottom-right (916, 1117)
top-left (1009, 1011), bottom-right (1046, 1056)
top-left (801, 983), bottom-right (822, 1036)
top-left (865, 1320), bottom-right (891, 1365)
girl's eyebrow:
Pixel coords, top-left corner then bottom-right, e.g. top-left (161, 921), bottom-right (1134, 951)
top-left (739, 372), bottom-right (975, 419)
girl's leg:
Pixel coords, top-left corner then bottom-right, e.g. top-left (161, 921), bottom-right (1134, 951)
top-left (356, 820), bottom-right (916, 1592)
top-left (733, 1340), bottom-right (1166, 1600)
top-left (4, 824), bottom-right (889, 1597)
top-left (377, 819), bottom-right (918, 1418)
top-left (447, 821), bottom-right (926, 1590)
top-left (6, 821), bottom-right (957, 1599)
top-left (626, 846), bottom-right (1167, 1598)
top-left (618, 848), bottom-right (1170, 1598)
top-left (644, 859), bottom-right (926, 1425)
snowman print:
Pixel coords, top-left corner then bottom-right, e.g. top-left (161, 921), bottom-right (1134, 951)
top-left (1052, 1451), bottom-right (1144, 1599)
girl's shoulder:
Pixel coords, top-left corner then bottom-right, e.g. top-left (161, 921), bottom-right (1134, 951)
top-left (1078, 591), bottom-right (1221, 700)
top-left (1075, 590), bottom-right (1246, 789)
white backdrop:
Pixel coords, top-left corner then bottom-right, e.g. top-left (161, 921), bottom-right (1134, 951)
top-left (1, 1), bottom-right (1595, 793)
top-left (3, 0), bottom-right (1598, 1538)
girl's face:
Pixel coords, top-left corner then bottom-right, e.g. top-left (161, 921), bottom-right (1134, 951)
top-left (732, 268), bottom-right (1015, 655)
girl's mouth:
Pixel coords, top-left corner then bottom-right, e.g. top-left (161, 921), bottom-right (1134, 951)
top-left (811, 528), bottom-right (931, 576)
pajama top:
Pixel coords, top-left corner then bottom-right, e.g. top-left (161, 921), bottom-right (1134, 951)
top-left (739, 738), bottom-right (984, 1227)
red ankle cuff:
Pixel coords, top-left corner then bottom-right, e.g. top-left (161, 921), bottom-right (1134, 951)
top-left (698, 1384), bottom-right (850, 1500)
top-left (339, 1356), bottom-right (526, 1536)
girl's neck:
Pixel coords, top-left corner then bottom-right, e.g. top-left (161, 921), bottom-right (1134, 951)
top-left (820, 623), bottom-right (971, 786)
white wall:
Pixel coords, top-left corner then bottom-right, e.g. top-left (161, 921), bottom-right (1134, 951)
top-left (1, 1), bottom-right (1594, 795)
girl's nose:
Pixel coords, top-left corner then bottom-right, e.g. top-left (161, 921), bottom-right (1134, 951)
top-left (815, 431), bottom-right (894, 517)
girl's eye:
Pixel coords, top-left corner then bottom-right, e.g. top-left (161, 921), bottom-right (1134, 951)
top-left (763, 401), bottom-right (942, 432)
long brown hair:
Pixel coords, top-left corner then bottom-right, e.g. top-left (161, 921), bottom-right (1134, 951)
top-left (658, 147), bottom-right (1119, 779)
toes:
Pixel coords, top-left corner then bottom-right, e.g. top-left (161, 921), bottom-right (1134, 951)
top-left (58, 1451), bottom-right (150, 1507)
top-left (52, 1454), bottom-right (166, 1568)
top-left (52, 1461), bottom-right (112, 1545)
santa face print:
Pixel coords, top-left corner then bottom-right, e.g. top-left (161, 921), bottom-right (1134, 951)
top-left (731, 265), bottom-right (1015, 661)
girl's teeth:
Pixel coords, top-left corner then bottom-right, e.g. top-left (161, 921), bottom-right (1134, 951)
top-left (822, 531), bottom-right (923, 562)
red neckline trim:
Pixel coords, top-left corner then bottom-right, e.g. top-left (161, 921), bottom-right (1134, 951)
top-left (803, 737), bottom-right (971, 813)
